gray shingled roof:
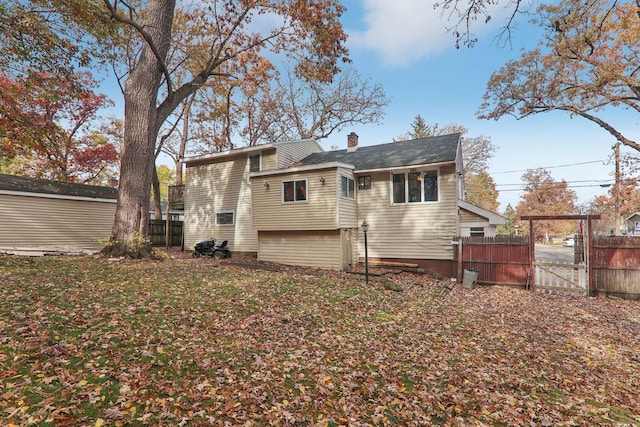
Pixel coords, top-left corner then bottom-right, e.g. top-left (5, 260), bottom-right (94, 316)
top-left (300, 133), bottom-right (461, 171)
top-left (0, 173), bottom-right (118, 199)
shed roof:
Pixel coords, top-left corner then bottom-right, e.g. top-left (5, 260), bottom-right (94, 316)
top-left (0, 173), bottom-right (118, 200)
top-left (625, 212), bottom-right (640, 221)
top-left (458, 200), bottom-right (505, 225)
top-left (299, 133), bottom-right (461, 171)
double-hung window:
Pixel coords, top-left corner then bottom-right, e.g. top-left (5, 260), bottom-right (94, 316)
top-left (392, 170), bottom-right (439, 204)
top-left (283, 179), bottom-right (307, 203)
top-left (341, 176), bottom-right (355, 199)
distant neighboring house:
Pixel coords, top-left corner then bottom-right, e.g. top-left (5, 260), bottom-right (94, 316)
top-left (625, 212), bottom-right (640, 236)
top-left (458, 200), bottom-right (505, 238)
top-left (0, 173), bottom-right (117, 249)
top-left (184, 133), bottom-right (504, 276)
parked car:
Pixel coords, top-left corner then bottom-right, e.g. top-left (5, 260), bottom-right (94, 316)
top-left (562, 237), bottom-right (575, 247)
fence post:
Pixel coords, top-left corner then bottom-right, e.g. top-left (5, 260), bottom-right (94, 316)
top-left (587, 215), bottom-right (594, 296)
top-left (528, 219), bottom-right (535, 291)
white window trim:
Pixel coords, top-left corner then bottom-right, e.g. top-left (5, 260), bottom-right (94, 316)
top-left (215, 210), bottom-right (235, 225)
top-left (248, 153), bottom-right (261, 173)
top-left (340, 175), bottom-right (355, 199)
top-left (282, 178), bottom-right (309, 204)
top-left (390, 168), bottom-right (440, 205)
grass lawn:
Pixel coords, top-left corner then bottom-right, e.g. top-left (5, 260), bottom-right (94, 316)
top-left (1, 254), bottom-right (639, 426)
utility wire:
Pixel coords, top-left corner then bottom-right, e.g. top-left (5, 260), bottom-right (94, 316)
top-left (491, 160), bottom-right (606, 175)
top-left (496, 179), bottom-right (614, 188)
top-left (498, 184), bottom-right (614, 192)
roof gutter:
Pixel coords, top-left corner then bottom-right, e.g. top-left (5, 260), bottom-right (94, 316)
top-left (249, 161), bottom-right (355, 178)
top-left (355, 160), bottom-right (455, 174)
top-left (184, 143), bottom-right (275, 165)
top-left (0, 190), bottom-right (117, 203)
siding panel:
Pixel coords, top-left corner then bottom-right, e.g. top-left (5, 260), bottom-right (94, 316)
top-left (0, 194), bottom-right (115, 248)
top-left (274, 140), bottom-right (323, 169)
top-left (252, 169), bottom-right (338, 231)
top-left (258, 230), bottom-right (341, 269)
top-left (337, 168), bottom-right (358, 228)
top-left (356, 165), bottom-right (458, 261)
top-left (185, 156), bottom-right (257, 252)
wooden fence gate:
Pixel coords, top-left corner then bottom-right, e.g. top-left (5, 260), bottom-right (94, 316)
top-left (534, 261), bottom-right (588, 296)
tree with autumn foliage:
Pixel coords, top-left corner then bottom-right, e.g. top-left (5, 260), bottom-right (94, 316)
top-left (464, 172), bottom-right (500, 213)
top-left (582, 182), bottom-right (640, 236)
top-left (1, 1), bottom-right (349, 258)
top-left (478, 0), bottom-right (640, 155)
top-left (0, 71), bottom-right (117, 183)
top-left (515, 168), bottom-right (578, 243)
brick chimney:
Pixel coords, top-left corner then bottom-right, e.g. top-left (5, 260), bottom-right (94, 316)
top-left (347, 132), bottom-right (358, 152)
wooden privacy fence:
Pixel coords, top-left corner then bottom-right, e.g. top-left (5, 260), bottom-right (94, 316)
top-left (592, 236), bottom-right (640, 300)
top-left (148, 220), bottom-right (183, 247)
top-left (458, 235), bottom-right (640, 299)
top-left (457, 236), bottom-right (531, 287)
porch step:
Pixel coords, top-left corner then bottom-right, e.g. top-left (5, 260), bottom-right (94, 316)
top-left (358, 259), bottom-right (425, 274)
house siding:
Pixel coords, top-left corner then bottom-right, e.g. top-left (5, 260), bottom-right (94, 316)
top-left (460, 209), bottom-right (486, 223)
top-left (185, 153), bottom-right (262, 252)
top-left (274, 140), bottom-right (323, 169)
top-left (261, 150), bottom-right (278, 171)
top-left (252, 168), bottom-right (338, 231)
top-left (258, 230), bottom-right (341, 269)
top-left (0, 193), bottom-right (115, 248)
top-left (337, 168), bottom-right (358, 229)
top-left (355, 164), bottom-right (458, 262)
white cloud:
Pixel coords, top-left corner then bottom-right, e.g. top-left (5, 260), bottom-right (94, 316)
top-left (347, 0), bottom-right (509, 67)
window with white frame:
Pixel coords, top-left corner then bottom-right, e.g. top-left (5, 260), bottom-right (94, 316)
top-left (341, 176), bottom-right (355, 199)
top-left (249, 154), bottom-right (261, 172)
top-left (392, 170), bottom-right (439, 204)
top-left (470, 227), bottom-right (485, 237)
top-left (216, 211), bottom-right (234, 225)
top-left (283, 179), bottom-right (307, 203)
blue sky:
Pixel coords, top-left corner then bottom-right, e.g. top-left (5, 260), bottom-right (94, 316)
top-left (321, 0), bottom-right (637, 212)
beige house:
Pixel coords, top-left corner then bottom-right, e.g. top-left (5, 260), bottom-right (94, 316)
top-left (184, 139), bottom-right (324, 254)
top-left (184, 133), bottom-right (504, 276)
top-left (0, 173), bottom-right (117, 250)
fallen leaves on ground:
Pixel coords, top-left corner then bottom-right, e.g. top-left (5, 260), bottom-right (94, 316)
top-left (0, 254), bottom-right (639, 426)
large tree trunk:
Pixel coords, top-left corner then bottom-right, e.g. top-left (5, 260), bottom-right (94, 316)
top-left (102, 0), bottom-right (175, 258)
top-left (151, 166), bottom-right (163, 221)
